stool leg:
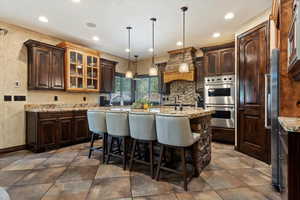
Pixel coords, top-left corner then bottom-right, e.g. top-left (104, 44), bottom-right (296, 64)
top-left (102, 133), bottom-right (107, 164)
top-left (129, 139), bottom-right (137, 171)
top-left (155, 144), bottom-right (165, 181)
top-left (149, 141), bottom-right (154, 179)
top-left (88, 133), bottom-right (95, 159)
top-left (181, 148), bottom-right (188, 191)
top-left (122, 137), bottom-right (127, 170)
top-left (106, 136), bottom-right (113, 164)
top-left (191, 144), bottom-right (199, 177)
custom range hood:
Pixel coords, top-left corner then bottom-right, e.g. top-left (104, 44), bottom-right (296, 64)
top-left (163, 47), bottom-right (197, 83)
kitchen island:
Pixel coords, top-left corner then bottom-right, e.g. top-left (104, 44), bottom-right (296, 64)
top-left (25, 104), bottom-right (214, 174)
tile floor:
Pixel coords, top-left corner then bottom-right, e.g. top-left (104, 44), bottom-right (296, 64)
top-left (0, 142), bottom-right (280, 200)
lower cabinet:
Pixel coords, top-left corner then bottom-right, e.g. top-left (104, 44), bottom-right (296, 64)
top-left (26, 111), bottom-right (90, 152)
top-left (211, 127), bottom-right (235, 144)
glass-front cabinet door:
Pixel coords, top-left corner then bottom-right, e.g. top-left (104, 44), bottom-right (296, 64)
top-left (69, 50), bottom-right (84, 90)
top-left (86, 55), bottom-right (99, 91)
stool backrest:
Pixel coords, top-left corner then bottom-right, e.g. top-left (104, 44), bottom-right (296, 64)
top-left (106, 111), bottom-right (129, 136)
top-left (129, 112), bottom-right (157, 141)
top-left (87, 110), bottom-right (107, 134)
top-left (156, 114), bottom-right (194, 147)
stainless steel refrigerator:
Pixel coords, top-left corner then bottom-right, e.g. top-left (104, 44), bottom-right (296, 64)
top-left (266, 48), bottom-right (282, 191)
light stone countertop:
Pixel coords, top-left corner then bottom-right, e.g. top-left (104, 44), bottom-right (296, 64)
top-left (278, 117), bottom-right (300, 133)
top-left (24, 104), bottom-right (214, 119)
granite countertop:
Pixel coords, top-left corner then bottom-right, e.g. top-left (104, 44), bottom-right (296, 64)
top-left (24, 104), bottom-right (214, 119)
top-left (278, 117), bottom-right (300, 133)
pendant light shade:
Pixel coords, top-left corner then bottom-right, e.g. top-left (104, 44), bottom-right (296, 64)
top-left (179, 6), bottom-right (189, 73)
top-left (125, 26), bottom-right (133, 79)
top-left (149, 18), bottom-right (158, 76)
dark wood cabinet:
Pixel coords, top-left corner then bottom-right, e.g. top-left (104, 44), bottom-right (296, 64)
top-left (220, 48), bottom-right (235, 75)
top-left (26, 111), bottom-right (90, 152)
top-left (157, 62), bottom-right (170, 95)
top-left (237, 22), bottom-right (270, 163)
top-left (25, 40), bottom-right (65, 90)
top-left (195, 57), bottom-right (205, 93)
top-left (211, 127), bottom-right (235, 144)
top-left (202, 42), bottom-right (235, 77)
top-left (100, 58), bottom-right (117, 93)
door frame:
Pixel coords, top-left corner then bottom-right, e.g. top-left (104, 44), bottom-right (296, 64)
top-left (236, 20), bottom-right (271, 163)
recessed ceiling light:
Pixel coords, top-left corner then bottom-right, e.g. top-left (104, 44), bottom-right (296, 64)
top-left (148, 48), bottom-right (154, 52)
top-left (213, 32), bottom-right (221, 38)
top-left (38, 16), bottom-right (48, 23)
top-left (72, 0), bottom-right (81, 3)
top-left (176, 41), bottom-right (183, 46)
top-left (225, 12), bottom-right (235, 20)
top-left (92, 36), bottom-right (99, 41)
top-left (86, 22), bottom-right (96, 28)
top-left (125, 48), bottom-right (130, 52)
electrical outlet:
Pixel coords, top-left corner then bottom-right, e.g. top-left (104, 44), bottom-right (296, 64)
top-left (54, 96), bottom-right (58, 101)
top-left (15, 81), bottom-right (21, 88)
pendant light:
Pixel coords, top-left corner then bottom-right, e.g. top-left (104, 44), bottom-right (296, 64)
top-left (133, 55), bottom-right (140, 80)
top-left (149, 18), bottom-right (158, 76)
top-left (179, 6), bottom-right (189, 73)
top-left (125, 26), bottom-right (133, 79)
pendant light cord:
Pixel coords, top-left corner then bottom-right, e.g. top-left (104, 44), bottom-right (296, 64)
top-left (181, 7), bottom-right (188, 62)
top-left (150, 18), bottom-right (156, 68)
top-left (127, 26), bottom-right (132, 71)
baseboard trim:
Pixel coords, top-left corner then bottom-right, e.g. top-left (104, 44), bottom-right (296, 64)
top-left (0, 145), bottom-right (27, 154)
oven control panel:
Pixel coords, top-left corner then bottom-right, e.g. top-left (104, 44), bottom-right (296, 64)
top-left (205, 75), bottom-right (235, 85)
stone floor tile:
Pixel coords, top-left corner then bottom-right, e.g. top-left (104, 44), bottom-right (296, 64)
top-left (216, 187), bottom-right (269, 200)
top-left (87, 177), bottom-right (131, 200)
top-left (191, 191), bottom-right (223, 200)
top-left (1, 158), bottom-right (47, 171)
top-left (41, 180), bottom-right (92, 200)
top-left (7, 183), bottom-right (52, 200)
top-left (70, 156), bottom-right (100, 167)
top-left (134, 193), bottom-right (178, 200)
top-left (251, 185), bottom-right (281, 200)
top-left (166, 176), bottom-right (211, 193)
top-left (56, 166), bottom-right (98, 183)
top-left (201, 170), bottom-right (245, 190)
top-left (15, 167), bottom-right (66, 185)
top-left (0, 169), bottom-right (32, 187)
top-left (95, 164), bottom-right (130, 179)
top-left (255, 167), bottom-right (272, 178)
top-left (37, 156), bottom-right (74, 168)
top-left (175, 192), bottom-right (195, 200)
top-left (131, 174), bottom-right (173, 197)
top-left (213, 157), bottom-right (252, 170)
top-left (228, 168), bottom-right (271, 186)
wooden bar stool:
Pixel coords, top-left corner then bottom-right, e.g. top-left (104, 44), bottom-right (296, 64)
top-left (105, 111), bottom-right (130, 170)
top-left (128, 112), bottom-right (157, 178)
top-left (87, 110), bottom-right (108, 163)
top-left (155, 114), bottom-right (200, 191)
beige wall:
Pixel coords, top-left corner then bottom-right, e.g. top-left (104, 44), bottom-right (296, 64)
top-left (0, 21), bottom-right (130, 149)
top-left (234, 8), bottom-right (272, 147)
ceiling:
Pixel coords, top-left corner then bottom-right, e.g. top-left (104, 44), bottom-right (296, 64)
top-left (0, 0), bottom-right (272, 59)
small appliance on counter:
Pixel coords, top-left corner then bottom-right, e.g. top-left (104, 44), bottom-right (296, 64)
top-left (99, 96), bottom-right (110, 107)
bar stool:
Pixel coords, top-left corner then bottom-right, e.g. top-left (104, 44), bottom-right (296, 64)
top-left (155, 114), bottom-right (200, 191)
top-left (128, 112), bottom-right (157, 178)
top-left (106, 111), bottom-right (130, 170)
top-left (87, 110), bottom-right (108, 163)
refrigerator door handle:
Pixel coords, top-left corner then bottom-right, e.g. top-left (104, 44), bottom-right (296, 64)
top-left (265, 74), bottom-right (271, 129)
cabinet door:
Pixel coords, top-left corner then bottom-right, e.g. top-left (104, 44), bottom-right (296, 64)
top-left (69, 50), bottom-right (84, 90)
top-left (74, 117), bottom-right (89, 142)
top-left (205, 51), bottom-right (220, 76)
top-left (58, 118), bottom-right (73, 146)
top-left (220, 48), bottom-right (235, 75)
top-left (34, 47), bottom-right (52, 89)
top-left (87, 55), bottom-right (99, 91)
top-left (51, 49), bottom-right (65, 89)
top-left (38, 119), bottom-right (58, 150)
top-left (100, 65), bottom-right (115, 93)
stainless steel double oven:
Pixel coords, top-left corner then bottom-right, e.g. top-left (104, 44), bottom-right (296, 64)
top-left (204, 75), bottom-right (235, 129)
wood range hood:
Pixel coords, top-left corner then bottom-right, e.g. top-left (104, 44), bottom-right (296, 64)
top-left (163, 47), bottom-right (196, 83)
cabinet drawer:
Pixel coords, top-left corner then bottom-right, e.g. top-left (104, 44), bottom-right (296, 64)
top-left (39, 112), bottom-right (73, 120)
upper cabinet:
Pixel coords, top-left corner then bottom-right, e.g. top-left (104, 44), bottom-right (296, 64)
top-left (195, 57), bottom-right (205, 93)
top-left (25, 40), bottom-right (65, 90)
top-left (202, 42), bottom-right (235, 77)
top-left (100, 58), bottom-right (117, 93)
top-left (57, 42), bottom-right (101, 92)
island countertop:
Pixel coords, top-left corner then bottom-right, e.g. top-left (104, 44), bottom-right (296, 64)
top-left (278, 116), bottom-right (300, 133)
top-left (24, 104), bottom-right (214, 119)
